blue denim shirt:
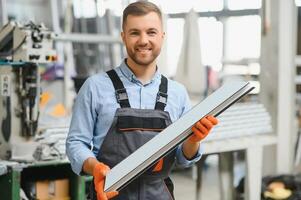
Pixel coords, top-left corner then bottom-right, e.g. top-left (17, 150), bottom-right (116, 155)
top-left (66, 60), bottom-right (203, 175)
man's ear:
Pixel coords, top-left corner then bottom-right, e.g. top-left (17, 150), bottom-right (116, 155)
top-left (121, 32), bottom-right (125, 43)
top-left (162, 31), bottom-right (165, 39)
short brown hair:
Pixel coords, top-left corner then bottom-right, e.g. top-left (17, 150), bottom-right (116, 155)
top-left (122, 1), bottom-right (162, 30)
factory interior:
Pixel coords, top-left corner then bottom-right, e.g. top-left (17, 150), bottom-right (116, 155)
top-left (0, 0), bottom-right (301, 200)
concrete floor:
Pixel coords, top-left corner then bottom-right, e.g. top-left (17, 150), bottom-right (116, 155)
top-left (170, 154), bottom-right (245, 200)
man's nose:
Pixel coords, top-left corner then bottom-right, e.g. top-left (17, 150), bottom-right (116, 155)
top-left (138, 33), bottom-right (148, 45)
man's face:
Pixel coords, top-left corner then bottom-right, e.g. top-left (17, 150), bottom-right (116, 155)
top-left (121, 12), bottom-right (165, 67)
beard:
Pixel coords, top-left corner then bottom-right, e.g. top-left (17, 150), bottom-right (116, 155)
top-left (126, 46), bottom-right (161, 66)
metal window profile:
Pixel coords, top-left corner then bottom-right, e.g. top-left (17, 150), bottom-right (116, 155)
top-left (54, 33), bottom-right (122, 44)
top-left (104, 81), bottom-right (254, 192)
top-left (168, 9), bottom-right (260, 19)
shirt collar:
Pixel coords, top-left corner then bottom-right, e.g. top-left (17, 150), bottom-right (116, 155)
top-left (119, 59), bottom-right (161, 85)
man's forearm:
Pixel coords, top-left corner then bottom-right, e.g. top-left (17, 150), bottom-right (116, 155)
top-left (182, 139), bottom-right (200, 159)
top-left (83, 157), bottom-right (100, 175)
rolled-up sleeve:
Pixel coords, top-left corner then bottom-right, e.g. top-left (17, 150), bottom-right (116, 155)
top-left (175, 144), bottom-right (203, 168)
top-left (66, 78), bottom-right (97, 175)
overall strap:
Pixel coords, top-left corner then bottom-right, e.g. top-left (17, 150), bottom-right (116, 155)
top-left (155, 75), bottom-right (168, 111)
top-left (107, 69), bottom-right (131, 108)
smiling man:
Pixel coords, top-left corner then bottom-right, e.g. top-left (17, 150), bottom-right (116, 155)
top-left (121, 11), bottom-right (163, 72)
top-left (66, 1), bottom-right (218, 200)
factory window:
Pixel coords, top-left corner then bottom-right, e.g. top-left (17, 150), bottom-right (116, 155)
top-left (165, 15), bottom-right (260, 77)
top-left (73, 0), bottom-right (97, 18)
top-left (97, 0), bottom-right (125, 17)
top-left (73, 0), bottom-right (125, 18)
top-left (167, 18), bottom-right (185, 76)
top-left (227, 0), bottom-right (262, 10)
top-left (149, 0), bottom-right (223, 13)
top-left (295, 0), bottom-right (301, 6)
top-left (225, 16), bottom-right (261, 61)
top-left (198, 17), bottom-right (223, 71)
top-left (167, 17), bottom-right (223, 76)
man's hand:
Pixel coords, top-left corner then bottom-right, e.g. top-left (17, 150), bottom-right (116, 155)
top-left (93, 162), bottom-right (119, 200)
top-left (189, 116), bottom-right (218, 143)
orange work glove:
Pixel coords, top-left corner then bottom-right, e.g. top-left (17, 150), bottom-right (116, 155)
top-left (93, 162), bottom-right (119, 200)
top-left (189, 115), bottom-right (218, 143)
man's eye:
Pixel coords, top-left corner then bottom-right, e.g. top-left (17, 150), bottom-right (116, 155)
top-left (130, 32), bottom-right (139, 35)
top-left (148, 31), bottom-right (157, 35)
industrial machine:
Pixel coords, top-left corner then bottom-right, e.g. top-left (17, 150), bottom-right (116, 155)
top-left (0, 21), bottom-right (57, 160)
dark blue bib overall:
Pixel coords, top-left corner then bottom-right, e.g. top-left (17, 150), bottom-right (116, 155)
top-left (90, 69), bottom-right (176, 200)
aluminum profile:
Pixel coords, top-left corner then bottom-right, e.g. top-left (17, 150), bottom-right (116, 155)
top-left (104, 81), bottom-right (254, 192)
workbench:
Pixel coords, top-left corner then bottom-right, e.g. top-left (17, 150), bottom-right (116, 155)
top-left (196, 133), bottom-right (278, 200)
top-left (0, 160), bottom-right (89, 200)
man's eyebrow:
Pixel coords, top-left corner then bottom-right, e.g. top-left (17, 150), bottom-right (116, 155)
top-left (148, 28), bottom-right (159, 32)
top-left (128, 28), bottom-right (140, 32)
top-left (127, 28), bottom-right (159, 32)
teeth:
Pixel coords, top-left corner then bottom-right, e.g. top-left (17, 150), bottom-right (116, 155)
top-left (137, 48), bottom-right (151, 52)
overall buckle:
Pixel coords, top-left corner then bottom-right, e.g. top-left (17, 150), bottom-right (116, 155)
top-left (115, 88), bottom-right (128, 103)
top-left (157, 92), bottom-right (168, 105)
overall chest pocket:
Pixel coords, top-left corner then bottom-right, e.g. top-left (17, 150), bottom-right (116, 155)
top-left (116, 115), bottom-right (167, 155)
top-left (117, 116), bottom-right (167, 132)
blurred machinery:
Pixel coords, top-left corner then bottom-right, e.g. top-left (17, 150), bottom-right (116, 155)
top-left (0, 21), bottom-right (57, 160)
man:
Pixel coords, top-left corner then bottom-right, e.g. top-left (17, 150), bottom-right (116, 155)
top-left (66, 1), bottom-right (218, 200)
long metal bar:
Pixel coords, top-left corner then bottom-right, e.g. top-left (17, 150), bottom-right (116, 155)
top-left (55, 33), bottom-right (122, 43)
top-left (276, 0), bottom-right (297, 174)
top-left (169, 9), bottom-right (260, 19)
